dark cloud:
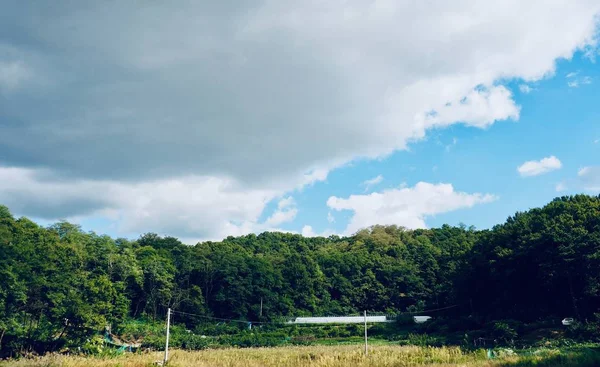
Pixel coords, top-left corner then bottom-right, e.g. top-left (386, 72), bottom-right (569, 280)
top-left (0, 1), bottom-right (598, 237)
top-left (0, 0), bottom-right (366, 184)
top-left (1, 190), bottom-right (108, 219)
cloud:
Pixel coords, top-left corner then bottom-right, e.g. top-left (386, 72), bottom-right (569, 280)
top-left (567, 74), bottom-right (593, 88)
top-left (594, 139), bottom-right (599, 144)
top-left (519, 84), bottom-right (533, 93)
top-left (0, 60), bottom-right (31, 91)
top-left (301, 225), bottom-right (336, 238)
top-left (327, 212), bottom-right (335, 223)
top-left (277, 196), bottom-right (295, 210)
top-left (554, 166), bottom-right (600, 193)
top-left (0, 165), bottom-right (293, 241)
top-left (0, 1), bottom-right (599, 238)
top-left (420, 86), bottom-right (520, 129)
top-left (361, 175), bottom-right (384, 191)
top-left (265, 197), bottom-right (297, 226)
top-left (555, 182), bottom-right (568, 192)
top-left (517, 156), bottom-right (563, 177)
top-left (327, 182), bottom-right (497, 235)
top-left (445, 137), bottom-right (458, 152)
top-left (578, 166), bottom-right (600, 191)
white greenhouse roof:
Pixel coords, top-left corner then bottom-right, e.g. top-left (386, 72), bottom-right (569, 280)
top-left (291, 316), bottom-right (389, 324)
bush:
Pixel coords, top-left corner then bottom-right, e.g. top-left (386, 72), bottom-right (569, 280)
top-left (290, 335), bottom-right (316, 345)
top-left (80, 335), bottom-right (123, 357)
top-left (444, 316), bottom-right (482, 332)
top-left (565, 321), bottom-right (600, 342)
top-left (194, 322), bottom-right (245, 336)
top-left (394, 315), bottom-right (415, 326)
top-left (81, 335), bottom-right (106, 355)
top-left (219, 333), bottom-right (288, 348)
top-left (523, 318), bottom-right (558, 332)
top-left (490, 321), bottom-right (518, 345)
top-left (140, 334), bottom-right (166, 350)
top-left (406, 333), bottom-right (441, 347)
top-left (180, 335), bottom-right (211, 350)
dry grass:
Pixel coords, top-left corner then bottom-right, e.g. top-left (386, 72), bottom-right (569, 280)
top-left (0, 345), bottom-right (549, 367)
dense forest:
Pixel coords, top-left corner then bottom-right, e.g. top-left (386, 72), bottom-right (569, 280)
top-left (1, 195), bottom-right (599, 355)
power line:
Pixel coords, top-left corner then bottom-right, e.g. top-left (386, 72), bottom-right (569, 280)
top-left (396, 303), bottom-right (462, 315)
top-left (167, 303), bottom-right (463, 325)
top-left (170, 309), bottom-right (269, 324)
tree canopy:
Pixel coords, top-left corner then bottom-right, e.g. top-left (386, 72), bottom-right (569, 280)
top-left (1, 195), bottom-right (599, 356)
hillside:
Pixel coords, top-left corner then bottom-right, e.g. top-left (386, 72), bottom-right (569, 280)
top-left (1, 195), bottom-right (599, 356)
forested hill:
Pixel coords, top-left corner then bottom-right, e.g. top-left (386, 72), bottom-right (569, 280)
top-left (1, 195), bottom-right (600, 352)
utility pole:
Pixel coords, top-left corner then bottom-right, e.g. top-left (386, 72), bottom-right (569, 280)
top-left (364, 310), bottom-right (368, 356)
top-left (163, 308), bottom-right (171, 365)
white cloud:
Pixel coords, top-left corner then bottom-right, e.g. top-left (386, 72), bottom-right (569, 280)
top-left (277, 196), bottom-right (295, 210)
top-left (0, 60), bottom-right (30, 91)
top-left (1, 1), bottom-right (599, 239)
top-left (566, 71), bottom-right (593, 87)
top-left (301, 225), bottom-right (316, 237)
top-left (265, 197), bottom-right (297, 226)
top-left (361, 175), bottom-right (384, 191)
top-left (301, 225), bottom-right (335, 238)
top-left (555, 182), bottom-right (568, 192)
top-left (578, 166), bottom-right (600, 191)
top-left (420, 86), bottom-right (520, 129)
top-left (0, 165), bottom-right (300, 241)
top-left (327, 211), bottom-right (335, 223)
top-left (297, 169), bottom-right (330, 189)
top-left (445, 137), bottom-right (458, 152)
top-left (584, 44), bottom-right (599, 61)
top-left (327, 182), bottom-right (497, 235)
top-left (554, 166), bottom-right (600, 194)
top-left (517, 156), bottom-right (563, 177)
top-left (567, 74), bottom-right (593, 87)
top-left (519, 84), bottom-right (533, 93)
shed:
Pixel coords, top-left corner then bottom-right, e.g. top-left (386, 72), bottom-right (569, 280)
top-left (413, 316), bottom-right (432, 323)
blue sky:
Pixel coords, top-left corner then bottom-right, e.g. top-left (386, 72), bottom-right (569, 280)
top-left (278, 53), bottom-right (600, 236)
top-left (1, 2), bottom-right (599, 243)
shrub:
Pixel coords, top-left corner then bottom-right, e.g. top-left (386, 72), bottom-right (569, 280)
top-left (394, 315), bottom-right (415, 326)
top-left (141, 334), bottom-right (166, 350)
top-left (218, 332), bottom-right (289, 348)
top-left (81, 335), bottom-right (106, 355)
top-left (565, 321), bottom-right (600, 342)
top-left (490, 322), bottom-right (518, 345)
top-left (407, 333), bottom-right (440, 347)
top-left (290, 335), bottom-right (316, 345)
top-left (180, 335), bottom-right (211, 350)
top-left (194, 322), bottom-right (244, 336)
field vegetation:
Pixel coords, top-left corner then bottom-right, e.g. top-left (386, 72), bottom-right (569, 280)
top-left (1, 195), bottom-right (600, 362)
top-left (2, 345), bottom-right (600, 367)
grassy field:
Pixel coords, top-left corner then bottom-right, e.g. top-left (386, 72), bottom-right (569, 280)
top-left (2, 345), bottom-right (600, 367)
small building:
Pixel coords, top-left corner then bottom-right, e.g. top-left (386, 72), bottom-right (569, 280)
top-left (291, 316), bottom-right (389, 324)
top-left (413, 316), bottom-right (432, 324)
top-left (562, 317), bottom-right (574, 326)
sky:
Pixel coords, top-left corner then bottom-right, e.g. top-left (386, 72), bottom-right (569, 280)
top-left (1, 1), bottom-right (599, 243)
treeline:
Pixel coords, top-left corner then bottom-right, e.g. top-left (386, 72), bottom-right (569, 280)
top-left (1, 195), bottom-right (599, 355)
